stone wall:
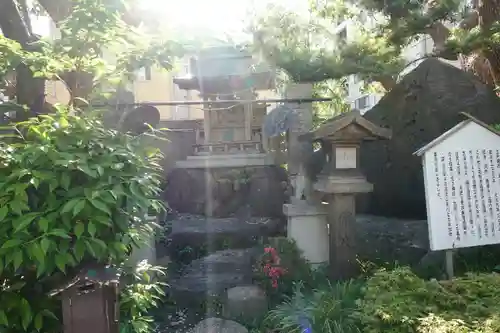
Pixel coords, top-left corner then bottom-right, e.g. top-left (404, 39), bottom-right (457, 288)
top-left (163, 165), bottom-right (289, 218)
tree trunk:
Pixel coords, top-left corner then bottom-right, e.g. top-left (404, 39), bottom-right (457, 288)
top-left (478, 0), bottom-right (500, 86)
top-left (0, 0), bottom-right (47, 120)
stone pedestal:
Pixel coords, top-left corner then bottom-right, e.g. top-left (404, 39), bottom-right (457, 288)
top-left (283, 201), bottom-right (329, 267)
top-left (315, 176), bottom-right (373, 279)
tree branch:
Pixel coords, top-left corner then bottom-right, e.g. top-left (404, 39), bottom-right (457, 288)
top-left (36, 0), bottom-right (72, 24)
top-left (0, 0), bottom-right (32, 45)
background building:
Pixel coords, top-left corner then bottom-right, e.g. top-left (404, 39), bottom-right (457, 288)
top-left (331, 15), bottom-right (462, 114)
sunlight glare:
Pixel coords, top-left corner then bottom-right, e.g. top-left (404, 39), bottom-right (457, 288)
top-left (140, 0), bottom-right (308, 37)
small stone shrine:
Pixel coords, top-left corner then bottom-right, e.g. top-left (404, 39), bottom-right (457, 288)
top-left (295, 110), bottom-right (392, 278)
top-left (415, 113), bottom-right (500, 251)
top-left (173, 46), bottom-right (275, 169)
top-left (165, 46), bottom-right (289, 218)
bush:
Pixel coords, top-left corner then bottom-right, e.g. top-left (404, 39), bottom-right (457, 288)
top-left (0, 109), bottom-right (165, 332)
top-left (266, 280), bottom-right (363, 333)
top-left (120, 261), bottom-right (167, 333)
top-left (356, 267), bottom-right (500, 333)
top-left (253, 237), bottom-right (314, 304)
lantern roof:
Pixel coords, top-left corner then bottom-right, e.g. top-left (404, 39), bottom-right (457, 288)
top-left (300, 109), bottom-right (392, 142)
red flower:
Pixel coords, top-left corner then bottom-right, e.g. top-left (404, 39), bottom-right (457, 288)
top-left (260, 246), bottom-right (286, 290)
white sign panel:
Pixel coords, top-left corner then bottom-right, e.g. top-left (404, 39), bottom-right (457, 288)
top-left (335, 147), bottom-right (357, 169)
top-left (423, 148), bottom-right (500, 250)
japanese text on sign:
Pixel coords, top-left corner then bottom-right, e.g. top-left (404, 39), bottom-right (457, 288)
top-left (425, 149), bottom-right (500, 250)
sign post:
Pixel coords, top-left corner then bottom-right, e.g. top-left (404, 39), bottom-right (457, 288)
top-left (415, 113), bottom-right (500, 278)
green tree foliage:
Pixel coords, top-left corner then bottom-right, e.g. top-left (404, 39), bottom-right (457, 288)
top-left (0, 107), bottom-right (166, 332)
top-left (251, 0), bottom-right (500, 90)
top-left (0, 0), bottom-right (183, 116)
top-left (0, 1), bottom-right (181, 332)
top-left (312, 79), bottom-right (351, 127)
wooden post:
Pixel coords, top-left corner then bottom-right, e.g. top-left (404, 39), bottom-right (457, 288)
top-left (445, 250), bottom-right (454, 279)
top-left (203, 98), bottom-right (211, 143)
top-left (243, 93), bottom-right (253, 141)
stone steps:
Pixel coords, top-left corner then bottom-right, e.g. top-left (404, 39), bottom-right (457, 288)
top-left (169, 248), bottom-right (259, 307)
top-left (160, 214), bottom-right (281, 264)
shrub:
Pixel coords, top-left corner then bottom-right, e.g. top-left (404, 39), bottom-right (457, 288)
top-left (266, 280), bottom-right (363, 333)
top-left (120, 261), bottom-right (167, 333)
top-left (254, 237), bottom-right (314, 304)
top-left (356, 267), bottom-right (500, 333)
top-left (0, 109), bottom-right (165, 332)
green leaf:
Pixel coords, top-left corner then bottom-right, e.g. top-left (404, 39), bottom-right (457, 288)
top-left (78, 165), bottom-right (98, 178)
top-left (36, 261), bottom-right (46, 278)
top-left (74, 222), bottom-right (85, 238)
top-left (14, 213), bottom-right (38, 232)
top-left (85, 240), bottom-right (97, 257)
top-left (0, 205), bottom-right (8, 221)
top-left (1, 239), bottom-right (23, 250)
top-left (55, 253), bottom-right (67, 272)
top-left (9, 200), bottom-right (26, 215)
top-left (90, 199), bottom-right (111, 216)
top-left (0, 310), bottom-right (8, 326)
top-left (38, 218), bottom-right (49, 232)
top-left (87, 222), bottom-right (96, 237)
top-left (40, 238), bottom-right (51, 254)
top-left (20, 298), bottom-right (31, 330)
top-left (90, 238), bottom-right (106, 252)
top-left (61, 199), bottom-right (80, 214)
top-left (30, 177), bottom-right (40, 189)
top-left (34, 313), bottom-right (43, 331)
top-left (130, 182), bottom-right (143, 198)
top-left (73, 199), bottom-right (86, 216)
top-left (94, 215), bottom-right (112, 226)
top-left (74, 240), bottom-right (86, 261)
top-left (13, 250), bottom-right (23, 271)
top-left (61, 173), bottom-right (71, 190)
top-left (41, 309), bottom-right (58, 320)
top-left (31, 242), bottom-right (45, 266)
top-left (50, 229), bottom-right (71, 239)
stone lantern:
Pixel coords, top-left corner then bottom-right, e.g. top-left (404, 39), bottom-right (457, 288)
top-left (305, 110), bottom-right (391, 279)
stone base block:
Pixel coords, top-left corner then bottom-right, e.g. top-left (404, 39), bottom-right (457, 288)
top-left (223, 285), bottom-right (268, 322)
top-left (283, 202), bottom-right (329, 265)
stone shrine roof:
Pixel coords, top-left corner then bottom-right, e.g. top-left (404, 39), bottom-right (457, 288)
top-left (301, 109), bottom-right (392, 142)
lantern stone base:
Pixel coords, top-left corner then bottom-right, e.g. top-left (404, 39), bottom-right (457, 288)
top-left (283, 201), bottom-right (329, 267)
top-left (314, 176), bottom-right (374, 279)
